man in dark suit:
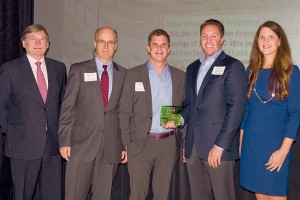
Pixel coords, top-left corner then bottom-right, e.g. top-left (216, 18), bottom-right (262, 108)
top-left (181, 19), bottom-right (247, 200)
top-left (58, 27), bottom-right (127, 200)
top-left (118, 29), bottom-right (185, 200)
top-left (0, 24), bottom-right (66, 200)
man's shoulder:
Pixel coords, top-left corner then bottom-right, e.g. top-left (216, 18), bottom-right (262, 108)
top-left (185, 59), bottom-right (200, 74)
top-left (1, 57), bottom-right (23, 69)
top-left (68, 59), bottom-right (95, 72)
top-left (45, 57), bottom-right (66, 71)
top-left (71, 59), bottom-right (92, 67)
top-left (113, 61), bottom-right (127, 72)
top-left (45, 57), bottom-right (64, 65)
top-left (127, 63), bottom-right (147, 73)
top-left (169, 65), bottom-right (185, 77)
top-left (219, 53), bottom-right (244, 68)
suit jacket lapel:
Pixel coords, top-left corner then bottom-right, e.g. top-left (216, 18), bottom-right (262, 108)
top-left (170, 66), bottom-right (181, 105)
top-left (197, 52), bottom-right (225, 100)
top-left (141, 63), bottom-right (152, 113)
top-left (87, 59), bottom-right (105, 108)
top-left (45, 58), bottom-right (55, 105)
top-left (191, 60), bottom-right (201, 100)
top-left (106, 62), bottom-right (120, 110)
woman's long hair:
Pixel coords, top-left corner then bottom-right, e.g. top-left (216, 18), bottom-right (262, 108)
top-left (247, 21), bottom-right (293, 100)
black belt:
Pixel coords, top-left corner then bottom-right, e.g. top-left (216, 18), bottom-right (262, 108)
top-left (148, 130), bottom-right (175, 139)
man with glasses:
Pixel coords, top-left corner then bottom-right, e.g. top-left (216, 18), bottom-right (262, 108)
top-left (118, 29), bottom-right (185, 200)
top-left (58, 26), bottom-right (127, 200)
top-left (0, 24), bottom-right (66, 200)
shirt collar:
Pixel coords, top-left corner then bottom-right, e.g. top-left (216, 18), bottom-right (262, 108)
top-left (199, 49), bottom-right (223, 64)
top-left (147, 60), bottom-right (169, 73)
top-left (95, 57), bottom-right (113, 71)
top-left (26, 54), bottom-right (45, 66)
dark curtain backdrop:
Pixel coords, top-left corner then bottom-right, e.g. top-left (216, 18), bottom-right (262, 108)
top-left (0, 0), bottom-right (33, 199)
top-left (0, 1), bottom-right (300, 200)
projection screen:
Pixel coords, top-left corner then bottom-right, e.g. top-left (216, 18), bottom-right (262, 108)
top-left (61, 0), bottom-right (300, 70)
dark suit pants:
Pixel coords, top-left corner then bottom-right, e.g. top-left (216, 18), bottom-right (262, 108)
top-left (64, 147), bottom-right (117, 200)
top-left (10, 132), bottom-right (62, 200)
top-left (127, 134), bottom-right (176, 200)
top-left (10, 154), bottom-right (62, 200)
top-left (186, 145), bottom-right (236, 200)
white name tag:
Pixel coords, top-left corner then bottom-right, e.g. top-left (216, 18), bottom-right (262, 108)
top-left (84, 73), bottom-right (97, 82)
top-left (135, 82), bottom-right (145, 92)
top-left (212, 66), bottom-right (226, 75)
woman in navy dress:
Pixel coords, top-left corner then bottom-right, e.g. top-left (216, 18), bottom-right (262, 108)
top-left (240, 21), bottom-right (300, 200)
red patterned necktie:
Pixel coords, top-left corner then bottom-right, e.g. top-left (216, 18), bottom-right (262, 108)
top-left (101, 65), bottom-right (109, 107)
top-left (36, 61), bottom-right (48, 103)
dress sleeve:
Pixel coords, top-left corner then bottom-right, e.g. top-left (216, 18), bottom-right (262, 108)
top-left (285, 65), bottom-right (300, 140)
top-left (240, 99), bottom-right (249, 130)
top-left (240, 67), bottom-right (250, 130)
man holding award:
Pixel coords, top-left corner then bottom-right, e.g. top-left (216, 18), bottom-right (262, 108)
top-left (118, 29), bottom-right (185, 200)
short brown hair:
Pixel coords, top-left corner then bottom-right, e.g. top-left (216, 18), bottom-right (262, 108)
top-left (200, 19), bottom-right (224, 37)
top-left (21, 24), bottom-right (49, 41)
top-left (148, 29), bottom-right (170, 45)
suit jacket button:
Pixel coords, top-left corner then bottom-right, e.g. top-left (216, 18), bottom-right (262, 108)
top-left (44, 108), bottom-right (46, 111)
top-left (104, 111), bottom-right (106, 115)
top-left (43, 123), bottom-right (46, 126)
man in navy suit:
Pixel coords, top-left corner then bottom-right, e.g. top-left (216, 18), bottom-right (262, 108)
top-left (181, 19), bottom-right (247, 200)
top-left (0, 24), bottom-right (66, 200)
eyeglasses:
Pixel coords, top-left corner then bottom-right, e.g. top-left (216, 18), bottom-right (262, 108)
top-left (95, 40), bottom-right (116, 47)
top-left (26, 36), bottom-right (48, 43)
top-left (150, 43), bottom-right (169, 49)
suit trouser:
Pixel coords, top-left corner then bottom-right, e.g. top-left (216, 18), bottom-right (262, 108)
top-left (128, 134), bottom-right (177, 200)
top-left (186, 145), bottom-right (236, 200)
top-left (10, 133), bottom-right (63, 200)
top-left (64, 145), bottom-right (118, 200)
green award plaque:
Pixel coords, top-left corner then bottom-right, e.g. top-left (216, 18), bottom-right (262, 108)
top-left (160, 106), bottom-right (182, 126)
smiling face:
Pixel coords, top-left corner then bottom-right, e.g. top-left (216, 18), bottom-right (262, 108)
top-left (147, 35), bottom-right (170, 65)
top-left (258, 27), bottom-right (280, 58)
top-left (22, 30), bottom-right (49, 60)
top-left (200, 24), bottom-right (224, 60)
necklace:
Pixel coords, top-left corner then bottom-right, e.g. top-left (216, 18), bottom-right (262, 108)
top-left (253, 79), bottom-right (275, 104)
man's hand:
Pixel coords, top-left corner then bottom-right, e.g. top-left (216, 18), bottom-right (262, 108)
top-left (161, 120), bottom-right (177, 129)
top-left (121, 150), bottom-right (128, 164)
top-left (208, 146), bottom-right (223, 168)
top-left (60, 146), bottom-right (71, 161)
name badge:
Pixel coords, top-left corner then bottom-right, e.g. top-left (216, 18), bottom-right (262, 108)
top-left (84, 73), bottom-right (97, 82)
top-left (212, 66), bottom-right (225, 75)
top-left (135, 82), bottom-right (145, 92)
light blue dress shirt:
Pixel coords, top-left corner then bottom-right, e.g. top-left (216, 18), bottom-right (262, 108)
top-left (196, 49), bottom-right (223, 94)
top-left (147, 61), bottom-right (173, 134)
top-left (95, 57), bottom-right (113, 99)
